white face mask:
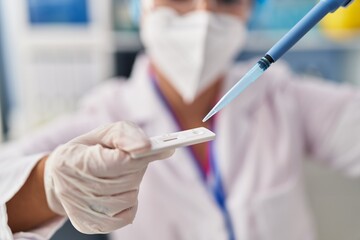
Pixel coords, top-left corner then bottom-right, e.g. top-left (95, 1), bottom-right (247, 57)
top-left (141, 7), bottom-right (248, 103)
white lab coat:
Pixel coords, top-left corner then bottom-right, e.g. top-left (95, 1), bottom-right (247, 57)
top-left (1, 55), bottom-right (360, 240)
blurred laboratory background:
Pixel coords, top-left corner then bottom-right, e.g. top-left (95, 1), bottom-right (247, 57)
top-left (1, 0), bottom-right (360, 239)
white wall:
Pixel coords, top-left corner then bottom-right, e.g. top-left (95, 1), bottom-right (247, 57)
top-left (0, 0), bottom-right (113, 138)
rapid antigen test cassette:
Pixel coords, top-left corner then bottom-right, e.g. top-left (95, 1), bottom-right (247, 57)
top-left (130, 127), bottom-right (216, 159)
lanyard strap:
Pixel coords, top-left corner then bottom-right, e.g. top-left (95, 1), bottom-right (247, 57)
top-left (208, 140), bottom-right (236, 240)
top-left (149, 72), bottom-right (236, 240)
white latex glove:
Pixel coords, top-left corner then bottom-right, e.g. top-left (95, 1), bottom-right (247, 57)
top-left (44, 121), bottom-right (173, 234)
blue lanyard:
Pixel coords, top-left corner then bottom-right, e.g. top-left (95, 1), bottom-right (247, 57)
top-left (208, 140), bottom-right (236, 240)
top-left (149, 73), bottom-right (236, 240)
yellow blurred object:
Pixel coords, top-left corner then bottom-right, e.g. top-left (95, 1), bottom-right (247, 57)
top-left (320, 0), bottom-right (360, 40)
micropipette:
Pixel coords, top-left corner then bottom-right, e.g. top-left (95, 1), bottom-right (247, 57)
top-left (203, 0), bottom-right (355, 122)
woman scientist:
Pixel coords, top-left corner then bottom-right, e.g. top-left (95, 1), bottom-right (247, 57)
top-left (2, 0), bottom-right (360, 239)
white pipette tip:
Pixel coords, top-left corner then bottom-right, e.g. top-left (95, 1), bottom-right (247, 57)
top-left (202, 107), bottom-right (218, 122)
top-left (203, 59), bottom-right (269, 122)
top-left (203, 93), bottom-right (230, 122)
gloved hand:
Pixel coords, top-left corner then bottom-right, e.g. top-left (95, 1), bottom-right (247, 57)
top-left (44, 121), bottom-right (173, 234)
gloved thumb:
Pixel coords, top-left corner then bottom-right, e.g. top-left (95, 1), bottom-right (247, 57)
top-left (72, 121), bottom-right (151, 152)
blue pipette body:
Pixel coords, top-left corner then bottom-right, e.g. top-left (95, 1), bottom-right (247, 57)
top-left (267, 0), bottom-right (353, 62)
top-left (203, 0), bottom-right (355, 122)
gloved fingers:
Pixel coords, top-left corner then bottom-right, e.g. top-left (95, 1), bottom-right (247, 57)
top-left (67, 202), bottom-right (138, 234)
top-left (84, 190), bottom-right (139, 217)
top-left (134, 148), bottom-right (175, 163)
top-left (103, 121), bottom-right (151, 152)
top-left (58, 122), bottom-right (172, 177)
top-left (84, 144), bottom-right (131, 178)
top-left (58, 169), bottom-right (146, 195)
top-left (82, 144), bottom-right (169, 178)
top-left (61, 190), bottom-right (139, 234)
top-left (56, 143), bottom-right (144, 178)
top-left (93, 148), bottom-right (175, 174)
top-left (59, 186), bottom-right (139, 217)
top-left (72, 121), bottom-right (151, 153)
top-left (85, 149), bottom-right (175, 175)
top-left (45, 122), bottom-right (153, 228)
